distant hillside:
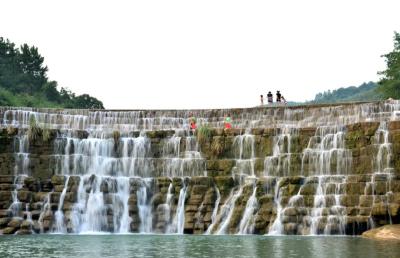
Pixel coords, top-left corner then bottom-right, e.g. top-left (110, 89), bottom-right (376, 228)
top-left (0, 37), bottom-right (104, 109)
top-left (310, 82), bottom-right (382, 104)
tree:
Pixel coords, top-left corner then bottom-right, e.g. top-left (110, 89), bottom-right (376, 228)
top-left (0, 37), bottom-right (105, 109)
top-left (378, 31), bottom-right (400, 99)
top-left (0, 37), bottom-right (20, 90)
top-left (18, 44), bottom-right (48, 94)
top-left (42, 81), bottom-right (61, 102)
top-left (73, 94), bottom-right (104, 109)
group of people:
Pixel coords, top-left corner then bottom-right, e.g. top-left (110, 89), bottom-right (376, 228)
top-left (260, 91), bottom-right (287, 105)
top-left (189, 115), bottom-right (232, 131)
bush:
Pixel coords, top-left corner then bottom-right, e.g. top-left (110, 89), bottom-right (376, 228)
top-left (27, 116), bottom-right (42, 143)
top-left (197, 124), bottom-right (212, 144)
top-left (42, 126), bottom-right (52, 142)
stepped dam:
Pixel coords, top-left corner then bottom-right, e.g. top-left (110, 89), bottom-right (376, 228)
top-left (1, 101), bottom-right (400, 236)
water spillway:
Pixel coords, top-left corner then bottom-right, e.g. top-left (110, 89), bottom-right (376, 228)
top-left (0, 101), bottom-right (400, 235)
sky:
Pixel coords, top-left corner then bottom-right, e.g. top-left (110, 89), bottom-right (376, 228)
top-left (1, 0), bottom-right (400, 109)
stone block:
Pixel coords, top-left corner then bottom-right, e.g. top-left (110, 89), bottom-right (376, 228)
top-left (1, 227), bottom-right (17, 234)
top-left (339, 195), bottom-right (359, 207)
top-left (359, 195), bottom-right (374, 207)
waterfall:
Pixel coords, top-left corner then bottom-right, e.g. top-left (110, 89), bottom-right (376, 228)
top-left (205, 186), bottom-right (221, 234)
top-left (1, 100), bottom-right (400, 235)
top-left (163, 183), bottom-right (174, 230)
top-left (8, 175), bottom-right (25, 217)
top-left (238, 186), bottom-right (258, 234)
top-left (116, 177), bottom-right (131, 233)
top-left (54, 176), bottom-right (70, 233)
top-left (265, 126), bottom-right (296, 177)
top-left (137, 179), bottom-right (153, 233)
top-left (38, 192), bottom-right (52, 233)
top-left (232, 133), bottom-right (256, 176)
top-left (216, 186), bottom-right (243, 235)
top-left (168, 179), bottom-right (188, 234)
top-left (364, 121), bottom-right (395, 228)
top-left (268, 179), bottom-right (284, 235)
top-left (163, 133), bottom-right (206, 178)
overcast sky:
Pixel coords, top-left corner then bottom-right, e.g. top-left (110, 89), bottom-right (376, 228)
top-left (1, 0), bottom-right (400, 109)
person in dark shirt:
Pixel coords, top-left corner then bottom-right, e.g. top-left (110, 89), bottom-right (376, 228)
top-left (276, 91), bottom-right (281, 102)
top-left (260, 95), bottom-right (264, 106)
top-left (267, 91), bottom-right (273, 104)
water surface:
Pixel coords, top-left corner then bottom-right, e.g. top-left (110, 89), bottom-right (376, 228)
top-left (1, 235), bottom-right (399, 258)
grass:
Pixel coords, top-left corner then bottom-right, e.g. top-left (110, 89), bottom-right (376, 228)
top-left (42, 125), bottom-right (52, 142)
top-left (197, 124), bottom-right (212, 144)
top-left (27, 116), bottom-right (42, 143)
top-left (0, 87), bottom-right (63, 108)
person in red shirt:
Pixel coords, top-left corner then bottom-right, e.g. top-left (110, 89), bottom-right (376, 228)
top-left (190, 117), bottom-right (197, 130)
top-left (224, 115), bottom-right (232, 129)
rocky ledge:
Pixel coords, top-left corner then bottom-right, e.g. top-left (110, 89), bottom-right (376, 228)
top-left (362, 224), bottom-right (400, 240)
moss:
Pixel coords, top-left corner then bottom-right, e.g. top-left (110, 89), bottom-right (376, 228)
top-left (211, 136), bottom-right (224, 157)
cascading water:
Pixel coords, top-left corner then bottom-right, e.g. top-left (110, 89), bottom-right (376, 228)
top-left (264, 126), bottom-right (297, 177)
top-left (232, 132), bottom-right (256, 177)
top-left (1, 100), bottom-right (400, 236)
top-left (238, 186), bottom-right (258, 234)
top-left (168, 178), bottom-right (188, 234)
top-left (136, 178), bottom-right (153, 233)
top-left (215, 186), bottom-right (244, 235)
top-left (268, 178), bottom-right (284, 235)
top-left (54, 176), bottom-right (70, 233)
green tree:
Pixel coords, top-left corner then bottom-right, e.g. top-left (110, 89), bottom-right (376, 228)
top-left (378, 31), bottom-right (400, 99)
top-left (17, 44), bottom-right (48, 94)
top-left (73, 94), bottom-right (104, 109)
top-left (0, 37), bottom-right (20, 90)
top-left (0, 37), bottom-right (105, 109)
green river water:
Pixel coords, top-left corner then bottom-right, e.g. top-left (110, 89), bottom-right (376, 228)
top-left (0, 235), bottom-right (399, 258)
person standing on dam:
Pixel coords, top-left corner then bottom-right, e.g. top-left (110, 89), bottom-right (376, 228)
top-left (267, 91), bottom-right (273, 104)
top-left (276, 91), bottom-right (282, 103)
top-left (260, 95), bottom-right (264, 106)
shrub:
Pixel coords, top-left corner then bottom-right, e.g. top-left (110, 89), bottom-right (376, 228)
top-left (42, 126), bottom-right (52, 142)
top-left (27, 116), bottom-right (42, 143)
top-left (197, 124), bottom-right (212, 144)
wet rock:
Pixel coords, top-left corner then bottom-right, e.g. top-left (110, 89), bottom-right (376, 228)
top-left (16, 229), bottom-right (32, 235)
top-left (17, 191), bottom-right (32, 202)
top-left (0, 217), bottom-right (11, 227)
top-left (51, 175), bottom-right (65, 186)
top-left (7, 217), bottom-right (23, 228)
top-left (339, 195), bottom-right (359, 207)
top-left (20, 220), bottom-right (33, 230)
top-left (0, 191), bottom-right (12, 201)
top-left (0, 176), bottom-right (14, 184)
top-left (1, 227), bottom-right (17, 234)
top-left (362, 224), bottom-right (400, 240)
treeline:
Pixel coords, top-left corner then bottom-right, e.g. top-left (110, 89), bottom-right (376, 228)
top-left (312, 31), bottom-right (400, 103)
top-left (0, 37), bottom-right (104, 109)
top-left (378, 31), bottom-right (400, 99)
top-left (312, 82), bottom-right (380, 103)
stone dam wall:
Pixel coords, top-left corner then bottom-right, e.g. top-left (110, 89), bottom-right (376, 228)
top-left (0, 101), bottom-right (400, 235)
